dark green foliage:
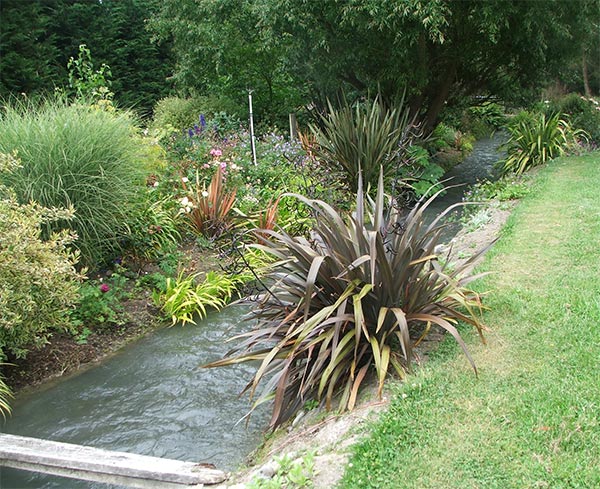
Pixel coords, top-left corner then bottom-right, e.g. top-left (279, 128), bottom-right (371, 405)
top-left (542, 94), bottom-right (600, 144)
top-left (150, 0), bottom-right (597, 130)
top-left (309, 95), bottom-right (413, 193)
top-left (399, 145), bottom-right (445, 199)
top-left (206, 171), bottom-right (487, 428)
top-left (0, 0), bottom-right (173, 116)
top-left (0, 98), bottom-right (147, 269)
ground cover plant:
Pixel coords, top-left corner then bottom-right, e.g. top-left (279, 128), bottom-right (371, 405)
top-left (206, 170), bottom-right (488, 428)
top-left (341, 152), bottom-right (600, 488)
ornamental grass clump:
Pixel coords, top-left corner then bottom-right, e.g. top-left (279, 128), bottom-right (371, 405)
top-left (206, 170), bottom-right (488, 428)
top-left (0, 98), bottom-right (146, 269)
top-left (499, 111), bottom-right (588, 175)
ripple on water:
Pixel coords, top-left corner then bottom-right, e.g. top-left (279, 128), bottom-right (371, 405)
top-left (1, 305), bottom-right (269, 488)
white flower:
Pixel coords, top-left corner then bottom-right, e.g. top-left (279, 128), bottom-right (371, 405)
top-left (180, 196), bottom-right (191, 206)
top-left (153, 181), bottom-right (159, 187)
top-left (201, 190), bottom-right (209, 198)
top-left (181, 176), bottom-right (189, 183)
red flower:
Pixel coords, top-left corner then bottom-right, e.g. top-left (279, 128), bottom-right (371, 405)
top-left (99, 283), bottom-right (110, 293)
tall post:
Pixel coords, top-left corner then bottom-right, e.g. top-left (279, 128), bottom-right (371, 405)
top-left (248, 90), bottom-right (258, 166)
top-left (289, 113), bottom-right (298, 140)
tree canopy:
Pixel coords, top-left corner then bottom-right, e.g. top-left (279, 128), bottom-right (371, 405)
top-left (150, 0), bottom-right (598, 128)
top-left (1, 0), bottom-right (597, 124)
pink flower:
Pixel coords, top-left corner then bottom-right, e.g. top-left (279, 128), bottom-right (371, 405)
top-left (202, 163), bottom-right (210, 169)
top-left (209, 148), bottom-right (223, 158)
top-left (220, 161), bottom-right (227, 170)
top-left (99, 283), bottom-right (110, 293)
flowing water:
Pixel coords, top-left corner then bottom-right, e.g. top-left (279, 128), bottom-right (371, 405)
top-left (0, 306), bottom-right (269, 488)
top-left (424, 131), bottom-right (506, 235)
top-left (0, 133), bottom-right (506, 489)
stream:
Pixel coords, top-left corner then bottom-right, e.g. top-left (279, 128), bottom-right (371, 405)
top-left (0, 133), bottom-right (506, 489)
top-left (0, 306), bottom-right (269, 488)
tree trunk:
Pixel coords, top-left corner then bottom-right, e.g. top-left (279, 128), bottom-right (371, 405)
top-left (583, 50), bottom-right (592, 97)
top-left (423, 61), bottom-right (457, 134)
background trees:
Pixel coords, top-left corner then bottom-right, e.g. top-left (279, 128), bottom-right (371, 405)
top-left (0, 0), bottom-right (173, 115)
top-left (1, 0), bottom-right (598, 126)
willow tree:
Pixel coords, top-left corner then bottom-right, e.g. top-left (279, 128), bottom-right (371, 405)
top-left (149, 0), bottom-right (597, 129)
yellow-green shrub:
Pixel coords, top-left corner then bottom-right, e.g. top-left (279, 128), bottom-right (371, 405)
top-left (0, 153), bottom-right (83, 361)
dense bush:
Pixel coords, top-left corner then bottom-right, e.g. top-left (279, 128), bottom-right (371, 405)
top-left (151, 95), bottom-right (241, 135)
top-left (0, 99), bottom-right (147, 268)
top-left (0, 152), bottom-right (82, 362)
top-left (207, 171), bottom-right (487, 428)
top-left (542, 93), bottom-right (600, 144)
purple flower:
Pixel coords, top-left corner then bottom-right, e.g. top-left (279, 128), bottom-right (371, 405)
top-left (99, 283), bottom-right (110, 293)
top-left (188, 129), bottom-right (194, 138)
top-left (194, 124), bottom-right (201, 135)
top-left (200, 114), bottom-right (206, 128)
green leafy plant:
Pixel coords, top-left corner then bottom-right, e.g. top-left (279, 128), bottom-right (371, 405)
top-left (541, 94), bottom-right (600, 144)
top-left (309, 94), bottom-right (413, 193)
top-left (67, 43), bottom-right (114, 106)
top-left (153, 270), bottom-right (242, 325)
top-left (398, 145), bottom-right (445, 199)
top-left (1, 366), bottom-right (12, 418)
top-left (0, 152), bottom-right (83, 361)
top-left (123, 197), bottom-right (181, 270)
top-left (206, 170), bottom-right (488, 428)
top-left (247, 452), bottom-right (315, 489)
top-left (468, 102), bottom-right (507, 131)
top-left (499, 112), bottom-right (588, 175)
top-left (0, 97), bottom-right (147, 269)
top-left (71, 274), bottom-right (128, 330)
top-left (179, 166), bottom-right (237, 239)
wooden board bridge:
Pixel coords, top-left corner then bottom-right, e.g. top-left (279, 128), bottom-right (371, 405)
top-left (0, 434), bottom-right (228, 488)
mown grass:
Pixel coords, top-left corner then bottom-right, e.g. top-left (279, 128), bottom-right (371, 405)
top-left (341, 152), bottom-right (600, 488)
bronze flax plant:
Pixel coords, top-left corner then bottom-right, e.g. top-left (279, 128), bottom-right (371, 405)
top-left (309, 94), bottom-right (413, 193)
top-left (180, 165), bottom-right (237, 239)
top-left (205, 170), bottom-right (489, 428)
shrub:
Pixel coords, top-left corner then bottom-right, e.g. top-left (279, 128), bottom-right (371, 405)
top-left (0, 152), bottom-right (83, 361)
top-left (499, 111), bottom-right (588, 175)
top-left (468, 102), bottom-right (507, 131)
top-left (309, 95), bottom-right (413, 193)
top-left (122, 197), bottom-right (181, 270)
top-left (542, 93), bottom-right (600, 144)
top-left (398, 145), bottom-right (446, 200)
top-left (151, 95), bottom-right (240, 134)
top-left (0, 98), bottom-right (147, 268)
top-left (206, 171), bottom-right (487, 428)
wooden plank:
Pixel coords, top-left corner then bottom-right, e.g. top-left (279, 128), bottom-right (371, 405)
top-left (0, 434), bottom-right (227, 488)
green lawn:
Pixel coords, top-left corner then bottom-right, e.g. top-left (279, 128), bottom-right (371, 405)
top-left (341, 152), bottom-right (600, 488)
